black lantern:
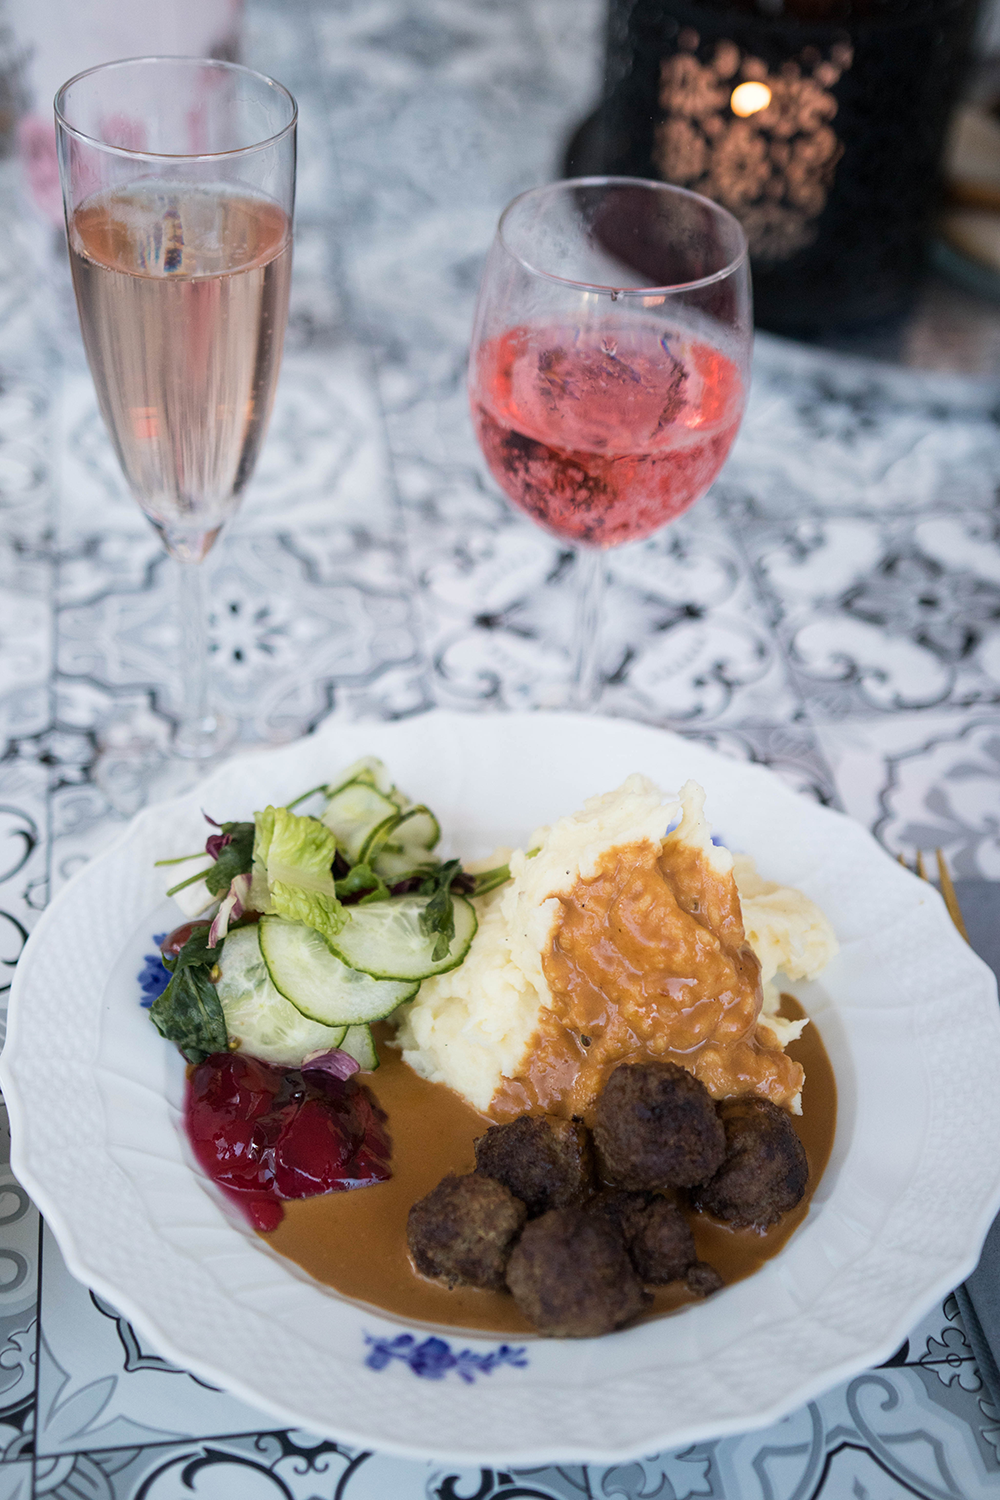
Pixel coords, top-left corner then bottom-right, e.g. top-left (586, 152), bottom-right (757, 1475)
top-left (573, 0), bottom-right (980, 335)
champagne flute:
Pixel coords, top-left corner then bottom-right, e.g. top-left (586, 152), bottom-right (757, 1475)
top-left (468, 177), bottom-right (751, 707)
top-left (55, 57), bottom-right (296, 758)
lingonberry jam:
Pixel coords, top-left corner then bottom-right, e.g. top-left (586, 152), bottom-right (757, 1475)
top-left (186, 1052), bottom-right (392, 1232)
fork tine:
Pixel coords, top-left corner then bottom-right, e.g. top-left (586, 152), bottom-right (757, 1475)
top-left (935, 849), bottom-right (970, 944)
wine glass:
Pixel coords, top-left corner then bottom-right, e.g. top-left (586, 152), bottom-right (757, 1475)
top-left (468, 177), bottom-right (751, 707)
top-left (55, 57), bottom-right (297, 758)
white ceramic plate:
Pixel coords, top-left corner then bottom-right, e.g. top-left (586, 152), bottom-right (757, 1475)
top-left (3, 710), bottom-right (999, 1465)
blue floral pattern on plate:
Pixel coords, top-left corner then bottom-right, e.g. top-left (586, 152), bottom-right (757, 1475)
top-left (138, 937), bottom-right (169, 1008)
top-left (364, 1333), bottom-right (528, 1383)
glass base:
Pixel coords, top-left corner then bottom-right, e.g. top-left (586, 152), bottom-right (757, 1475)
top-left (173, 711), bottom-right (236, 761)
top-left (152, 518), bottom-right (224, 564)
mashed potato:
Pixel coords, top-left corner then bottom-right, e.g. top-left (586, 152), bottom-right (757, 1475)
top-left (734, 853), bottom-right (836, 1049)
top-left (394, 775), bottom-right (837, 1116)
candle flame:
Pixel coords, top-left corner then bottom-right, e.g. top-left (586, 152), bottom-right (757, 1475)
top-left (730, 81), bottom-right (772, 118)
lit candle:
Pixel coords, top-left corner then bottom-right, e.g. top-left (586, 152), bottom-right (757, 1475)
top-left (730, 80), bottom-right (772, 117)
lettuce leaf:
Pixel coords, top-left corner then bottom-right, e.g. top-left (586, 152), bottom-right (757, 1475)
top-left (253, 805), bottom-right (344, 947)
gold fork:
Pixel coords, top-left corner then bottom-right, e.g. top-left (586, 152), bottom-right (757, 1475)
top-left (898, 848), bottom-right (969, 943)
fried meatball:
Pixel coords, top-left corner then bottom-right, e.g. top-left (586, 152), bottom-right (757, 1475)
top-left (585, 1186), bottom-right (654, 1232)
top-left (585, 1188), bottom-right (694, 1284)
top-left (593, 1062), bottom-right (726, 1190)
top-left (685, 1260), bottom-right (724, 1298)
top-left (407, 1173), bottom-right (527, 1290)
top-left (624, 1196), bottom-right (697, 1284)
top-left (475, 1114), bottom-right (594, 1216)
top-left (506, 1206), bottom-right (648, 1337)
top-left (693, 1096), bottom-right (808, 1229)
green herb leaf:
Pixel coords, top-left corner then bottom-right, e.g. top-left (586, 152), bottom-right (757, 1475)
top-left (418, 858), bottom-right (462, 962)
top-left (163, 925), bottom-right (223, 974)
top-left (150, 964), bottom-right (228, 1063)
top-left (149, 928), bottom-right (227, 1063)
top-left (335, 862), bottom-right (391, 904)
top-left (470, 863), bottom-right (512, 897)
top-left (165, 866), bottom-right (213, 899)
top-left (205, 821), bottom-right (255, 897)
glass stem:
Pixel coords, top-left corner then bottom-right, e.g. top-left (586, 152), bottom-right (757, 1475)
top-left (173, 557), bottom-right (220, 759)
top-left (571, 547), bottom-right (606, 709)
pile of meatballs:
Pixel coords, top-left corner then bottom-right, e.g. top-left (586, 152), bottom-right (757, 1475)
top-left (407, 1060), bottom-right (809, 1337)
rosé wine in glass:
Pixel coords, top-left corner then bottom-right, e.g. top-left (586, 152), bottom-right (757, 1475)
top-left (471, 321), bottom-right (743, 548)
top-left (468, 177), bottom-right (752, 705)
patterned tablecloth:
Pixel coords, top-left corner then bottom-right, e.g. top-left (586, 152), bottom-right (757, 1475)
top-left (0, 0), bottom-right (999, 1495)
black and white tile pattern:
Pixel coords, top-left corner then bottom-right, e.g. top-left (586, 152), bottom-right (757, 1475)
top-left (0, 0), bottom-right (996, 1493)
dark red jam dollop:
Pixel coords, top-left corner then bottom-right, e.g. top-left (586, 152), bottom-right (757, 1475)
top-left (186, 1052), bottom-right (392, 1232)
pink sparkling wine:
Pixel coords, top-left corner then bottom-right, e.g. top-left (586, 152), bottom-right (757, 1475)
top-left (69, 183), bottom-right (292, 558)
top-left (471, 323), bottom-right (744, 548)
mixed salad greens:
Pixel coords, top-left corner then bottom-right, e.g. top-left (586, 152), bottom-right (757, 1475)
top-left (150, 757), bottom-right (510, 1071)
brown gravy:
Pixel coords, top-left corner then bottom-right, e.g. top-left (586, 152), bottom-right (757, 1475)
top-left (492, 838), bottom-right (803, 1121)
top-left (263, 999), bottom-right (836, 1335)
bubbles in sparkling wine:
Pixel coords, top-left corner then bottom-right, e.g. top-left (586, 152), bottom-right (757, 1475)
top-left (68, 182), bottom-right (292, 555)
top-left (471, 320), bottom-right (743, 546)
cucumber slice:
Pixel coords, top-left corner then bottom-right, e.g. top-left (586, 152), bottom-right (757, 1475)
top-left (370, 805), bottom-right (442, 881)
top-left (328, 893), bottom-right (477, 981)
top-left (391, 805), bottom-right (440, 851)
top-left (216, 924), bottom-right (348, 1067)
top-left (370, 850), bottom-right (439, 883)
top-left (339, 1023), bottom-right (379, 1072)
top-left (358, 808), bottom-right (405, 867)
top-left (325, 757), bottom-right (395, 799)
top-left (321, 781), bottom-right (400, 864)
top-left (259, 916), bottom-right (417, 1026)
